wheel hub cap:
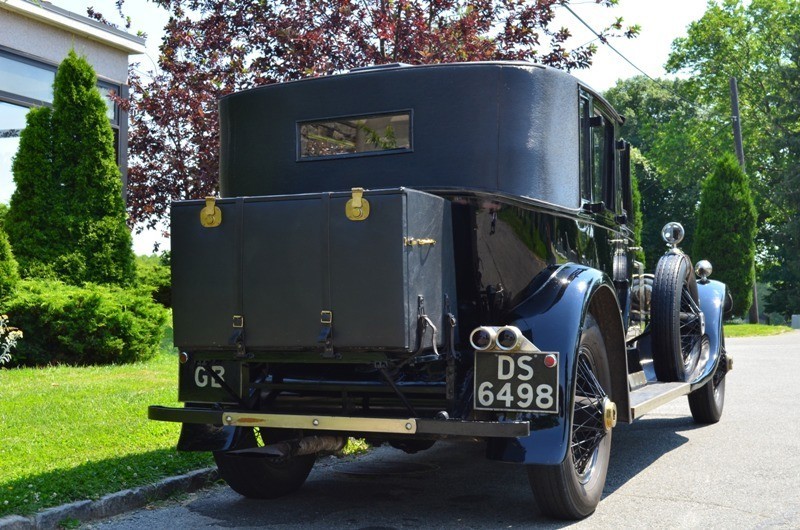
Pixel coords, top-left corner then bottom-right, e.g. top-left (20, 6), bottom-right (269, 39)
top-left (602, 398), bottom-right (617, 432)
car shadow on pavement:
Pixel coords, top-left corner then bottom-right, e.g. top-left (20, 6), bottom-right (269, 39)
top-left (182, 417), bottom-right (704, 529)
top-left (186, 442), bottom-right (577, 528)
top-left (604, 415), bottom-right (700, 496)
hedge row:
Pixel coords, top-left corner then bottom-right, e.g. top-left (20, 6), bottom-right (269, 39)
top-left (135, 254), bottom-right (171, 308)
top-left (4, 279), bottom-right (168, 366)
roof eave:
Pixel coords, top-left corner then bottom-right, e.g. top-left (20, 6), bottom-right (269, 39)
top-left (1, 0), bottom-right (147, 55)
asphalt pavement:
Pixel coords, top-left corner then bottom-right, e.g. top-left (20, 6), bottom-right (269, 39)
top-left (88, 331), bottom-right (800, 529)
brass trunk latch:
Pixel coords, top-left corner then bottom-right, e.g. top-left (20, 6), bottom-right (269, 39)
top-left (404, 237), bottom-right (436, 247)
top-left (345, 188), bottom-right (370, 221)
top-left (200, 196), bottom-right (222, 227)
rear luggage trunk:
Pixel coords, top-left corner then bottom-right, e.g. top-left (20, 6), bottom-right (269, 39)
top-left (171, 188), bottom-right (457, 355)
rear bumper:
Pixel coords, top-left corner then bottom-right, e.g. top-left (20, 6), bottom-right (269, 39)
top-left (148, 405), bottom-right (530, 438)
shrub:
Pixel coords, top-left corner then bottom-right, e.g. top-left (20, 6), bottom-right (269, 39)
top-left (135, 254), bottom-right (171, 308)
top-left (4, 279), bottom-right (168, 366)
top-left (0, 228), bottom-right (20, 299)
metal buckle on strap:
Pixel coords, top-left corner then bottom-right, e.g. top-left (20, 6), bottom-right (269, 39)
top-left (320, 310), bottom-right (333, 324)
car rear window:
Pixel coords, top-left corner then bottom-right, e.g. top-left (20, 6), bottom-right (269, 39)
top-left (298, 111), bottom-right (411, 160)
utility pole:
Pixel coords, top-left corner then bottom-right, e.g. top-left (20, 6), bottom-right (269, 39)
top-left (729, 76), bottom-right (760, 324)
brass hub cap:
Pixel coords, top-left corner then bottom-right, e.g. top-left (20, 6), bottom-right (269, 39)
top-left (602, 397), bottom-right (617, 432)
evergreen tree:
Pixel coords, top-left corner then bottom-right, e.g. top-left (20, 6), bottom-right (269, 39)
top-left (6, 50), bottom-right (134, 286)
top-left (5, 106), bottom-right (65, 277)
top-left (53, 50), bottom-right (135, 286)
top-left (693, 154), bottom-right (757, 317)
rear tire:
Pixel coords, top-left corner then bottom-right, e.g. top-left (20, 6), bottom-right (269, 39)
top-left (651, 253), bottom-right (703, 382)
top-left (214, 427), bottom-right (315, 499)
top-left (527, 314), bottom-right (612, 519)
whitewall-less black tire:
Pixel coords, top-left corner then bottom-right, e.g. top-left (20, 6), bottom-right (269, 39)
top-left (214, 427), bottom-right (315, 499)
top-left (527, 314), bottom-right (612, 519)
top-left (651, 253), bottom-right (703, 382)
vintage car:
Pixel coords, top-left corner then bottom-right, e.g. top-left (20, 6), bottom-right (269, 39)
top-left (149, 62), bottom-right (731, 519)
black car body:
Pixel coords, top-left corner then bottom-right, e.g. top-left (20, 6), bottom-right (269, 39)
top-left (150, 62), bottom-right (730, 519)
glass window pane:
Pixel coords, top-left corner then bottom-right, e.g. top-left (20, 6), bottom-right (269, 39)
top-left (0, 100), bottom-right (28, 132)
top-left (592, 117), bottom-right (604, 204)
top-left (579, 97), bottom-right (590, 201)
top-left (299, 112), bottom-right (411, 159)
top-left (0, 102), bottom-right (29, 204)
top-left (0, 55), bottom-right (54, 103)
top-left (97, 85), bottom-right (118, 122)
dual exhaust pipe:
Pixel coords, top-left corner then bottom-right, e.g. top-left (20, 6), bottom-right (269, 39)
top-left (469, 326), bottom-right (524, 352)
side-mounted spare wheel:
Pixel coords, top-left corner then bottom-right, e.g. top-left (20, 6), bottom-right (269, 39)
top-left (214, 427), bottom-right (316, 499)
top-left (527, 314), bottom-right (613, 519)
top-left (651, 252), bottom-right (704, 382)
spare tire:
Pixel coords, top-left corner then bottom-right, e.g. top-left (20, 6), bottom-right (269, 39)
top-left (651, 252), bottom-right (703, 382)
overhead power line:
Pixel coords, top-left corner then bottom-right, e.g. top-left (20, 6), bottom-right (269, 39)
top-left (561, 4), bottom-right (717, 115)
top-left (562, 4), bottom-right (661, 84)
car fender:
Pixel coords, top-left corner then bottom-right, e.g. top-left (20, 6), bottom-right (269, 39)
top-left (486, 263), bottom-right (628, 465)
top-left (691, 279), bottom-right (728, 389)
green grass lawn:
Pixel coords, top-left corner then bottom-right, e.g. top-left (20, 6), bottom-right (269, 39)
top-left (0, 328), bottom-right (212, 518)
top-left (724, 323), bottom-right (793, 337)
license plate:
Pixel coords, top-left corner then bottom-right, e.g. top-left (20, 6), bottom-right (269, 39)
top-left (178, 360), bottom-right (244, 404)
top-left (474, 351), bottom-right (559, 414)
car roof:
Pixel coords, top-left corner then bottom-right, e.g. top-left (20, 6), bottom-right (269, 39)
top-left (220, 61), bottom-right (620, 210)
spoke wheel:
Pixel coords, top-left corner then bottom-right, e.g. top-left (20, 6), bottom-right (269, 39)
top-left (572, 351), bottom-right (609, 482)
top-left (214, 427), bottom-right (315, 499)
top-left (527, 314), bottom-right (612, 520)
top-left (651, 253), bottom-right (703, 382)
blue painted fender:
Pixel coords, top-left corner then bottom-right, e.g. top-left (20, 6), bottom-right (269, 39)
top-left (691, 279), bottom-right (728, 389)
top-left (485, 263), bottom-right (626, 465)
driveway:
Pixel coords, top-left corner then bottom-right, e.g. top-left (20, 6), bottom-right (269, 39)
top-left (91, 331), bottom-right (800, 529)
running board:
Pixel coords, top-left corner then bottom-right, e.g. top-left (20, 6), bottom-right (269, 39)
top-left (629, 382), bottom-right (691, 419)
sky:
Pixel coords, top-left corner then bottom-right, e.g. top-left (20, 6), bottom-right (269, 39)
top-left (49, 0), bottom-right (710, 254)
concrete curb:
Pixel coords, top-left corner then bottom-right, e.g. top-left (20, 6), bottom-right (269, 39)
top-left (0, 468), bottom-right (218, 530)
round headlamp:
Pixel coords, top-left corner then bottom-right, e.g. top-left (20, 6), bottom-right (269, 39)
top-left (661, 222), bottom-right (685, 247)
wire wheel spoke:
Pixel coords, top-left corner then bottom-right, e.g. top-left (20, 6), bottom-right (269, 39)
top-left (571, 352), bottom-right (608, 476)
top-left (678, 284), bottom-right (703, 365)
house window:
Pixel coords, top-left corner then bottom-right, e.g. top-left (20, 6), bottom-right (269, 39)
top-left (0, 101), bottom-right (27, 204)
top-left (0, 53), bottom-right (55, 105)
top-left (97, 82), bottom-right (119, 122)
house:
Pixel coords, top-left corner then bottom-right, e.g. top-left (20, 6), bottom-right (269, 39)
top-left (0, 0), bottom-right (145, 204)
